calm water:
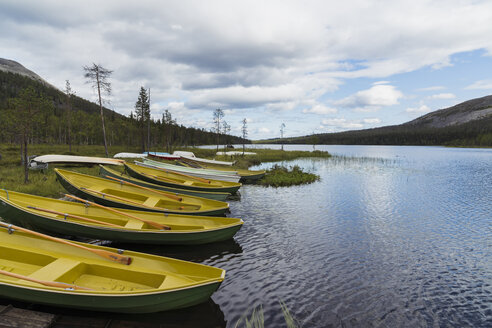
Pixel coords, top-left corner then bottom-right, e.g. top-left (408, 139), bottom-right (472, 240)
top-left (4, 145), bottom-right (492, 327)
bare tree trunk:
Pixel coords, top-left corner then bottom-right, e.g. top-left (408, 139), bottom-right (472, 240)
top-left (23, 135), bottom-right (29, 183)
top-left (97, 76), bottom-right (109, 157)
top-left (68, 106), bottom-right (72, 152)
top-left (147, 88), bottom-right (151, 152)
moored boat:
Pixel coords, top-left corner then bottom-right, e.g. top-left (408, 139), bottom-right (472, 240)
top-left (29, 154), bottom-right (124, 167)
top-left (179, 160), bottom-right (266, 182)
top-left (113, 152), bottom-right (147, 159)
top-left (0, 189), bottom-right (243, 245)
top-left (147, 152), bottom-right (181, 160)
top-left (173, 151), bottom-right (235, 166)
top-left (140, 158), bottom-right (241, 183)
top-left (55, 169), bottom-right (230, 216)
top-left (0, 222), bottom-right (225, 313)
top-left (99, 165), bottom-right (231, 201)
top-left (126, 162), bottom-right (241, 194)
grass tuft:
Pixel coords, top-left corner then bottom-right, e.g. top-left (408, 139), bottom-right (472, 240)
top-left (258, 164), bottom-right (320, 187)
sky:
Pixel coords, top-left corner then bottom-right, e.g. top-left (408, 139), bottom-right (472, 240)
top-left (1, 0), bottom-right (492, 140)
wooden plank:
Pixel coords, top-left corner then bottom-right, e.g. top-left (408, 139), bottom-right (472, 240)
top-left (0, 306), bottom-right (55, 328)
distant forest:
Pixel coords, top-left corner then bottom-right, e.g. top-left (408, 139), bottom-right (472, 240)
top-left (0, 71), bottom-right (248, 150)
top-left (263, 117), bottom-right (492, 147)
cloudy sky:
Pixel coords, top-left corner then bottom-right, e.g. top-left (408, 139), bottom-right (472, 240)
top-left (2, 0), bottom-right (492, 139)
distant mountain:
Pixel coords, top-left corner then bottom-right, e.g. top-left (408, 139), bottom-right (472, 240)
top-left (259, 95), bottom-right (492, 147)
top-left (0, 58), bottom-right (56, 89)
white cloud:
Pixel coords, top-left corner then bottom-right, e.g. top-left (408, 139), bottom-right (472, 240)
top-left (429, 93), bottom-right (456, 99)
top-left (334, 83), bottom-right (403, 111)
top-left (258, 127), bottom-right (271, 134)
top-left (321, 118), bottom-right (363, 130)
top-left (302, 103), bottom-right (337, 114)
top-left (363, 118), bottom-right (381, 124)
top-left (417, 86), bottom-right (445, 92)
top-left (187, 84), bottom-right (304, 109)
top-left (465, 80), bottom-right (492, 90)
top-left (406, 104), bottom-right (431, 113)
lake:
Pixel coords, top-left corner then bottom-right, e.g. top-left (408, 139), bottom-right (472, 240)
top-left (2, 145), bottom-right (491, 327)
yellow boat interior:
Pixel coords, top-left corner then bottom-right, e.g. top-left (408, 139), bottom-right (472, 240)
top-left (0, 226), bottom-right (225, 294)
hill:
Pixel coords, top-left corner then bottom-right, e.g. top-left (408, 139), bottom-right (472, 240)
top-left (0, 58), bottom-right (55, 88)
top-left (403, 95), bottom-right (492, 128)
top-left (0, 58), bottom-right (247, 149)
top-left (259, 95), bottom-right (492, 147)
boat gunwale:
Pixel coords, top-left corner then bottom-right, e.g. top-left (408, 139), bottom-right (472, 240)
top-left (0, 277), bottom-right (223, 296)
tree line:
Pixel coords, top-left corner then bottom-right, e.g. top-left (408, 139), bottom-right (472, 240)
top-left (265, 117), bottom-right (492, 147)
top-left (0, 70), bottom-right (248, 152)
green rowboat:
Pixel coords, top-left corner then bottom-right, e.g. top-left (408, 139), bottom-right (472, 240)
top-left (125, 162), bottom-right (241, 194)
top-left (99, 165), bottom-right (230, 201)
top-left (55, 169), bottom-right (229, 216)
top-left (0, 189), bottom-right (243, 245)
top-left (0, 223), bottom-right (225, 313)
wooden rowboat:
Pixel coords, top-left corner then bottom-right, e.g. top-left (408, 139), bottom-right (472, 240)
top-left (140, 158), bottom-right (241, 183)
top-left (99, 165), bottom-right (231, 201)
top-left (126, 162), bottom-right (241, 194)
top-left (0, 189), bottom-right (243, 245)
top-left (55, 169), bottom-right (230, 216)
top-left (0, 223), bottom-right (225, 313)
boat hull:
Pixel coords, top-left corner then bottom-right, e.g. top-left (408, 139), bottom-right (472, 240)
top-left (0, 280), bottom-right (222, 313)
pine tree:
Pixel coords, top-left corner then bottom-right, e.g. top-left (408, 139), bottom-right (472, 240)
top-left (134, 87), bottom-right (150, 152)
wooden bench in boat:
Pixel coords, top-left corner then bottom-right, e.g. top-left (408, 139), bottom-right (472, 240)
top-left (28, 258), bottom-right (81, 282)
top-left (124, 220), bottom-right (145, 229)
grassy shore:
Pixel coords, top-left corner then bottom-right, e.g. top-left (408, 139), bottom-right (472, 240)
top-left (0, 144), bottom-right (140, 198)
top-left (0, 145), bottom-right (331, 197)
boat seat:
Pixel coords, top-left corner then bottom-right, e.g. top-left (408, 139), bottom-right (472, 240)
top-left (142, 197), bottom-right (159, 207)
top-left (28, 258), bottom-right (81, 281)
top-left (124, 220), bottom-right (145, 229)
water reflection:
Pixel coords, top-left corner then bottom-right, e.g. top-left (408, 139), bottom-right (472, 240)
top-left (111, 238), bottom-right (243, 262)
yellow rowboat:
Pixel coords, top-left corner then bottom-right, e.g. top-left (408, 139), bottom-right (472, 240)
top-left (125, 162), bottom-right (241, 194)
top-left (99, 165), bottom-right (230, 201)
top-left (0, 190), bottom-right (243, 245)
top-left (54, 169), bottom-right (230, 216)
top-left (0, 222), bottom-right (225, 313)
